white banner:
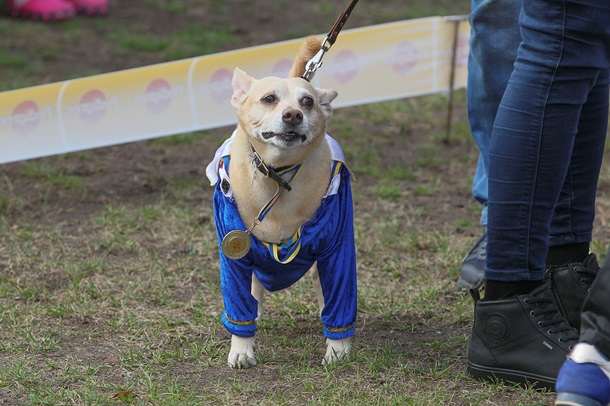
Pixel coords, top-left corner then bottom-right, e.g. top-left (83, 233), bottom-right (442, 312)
top-left (0, 16), bottom-right (470, 164)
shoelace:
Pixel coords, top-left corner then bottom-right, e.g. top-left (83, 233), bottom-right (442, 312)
top-left (572, 263), bottom-right (597, 291)
top-left (527, 295), bottom-right (579, 345)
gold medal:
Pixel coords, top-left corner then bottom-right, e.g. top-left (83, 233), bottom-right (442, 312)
top-left (222, 230), bottom-right (251, 259)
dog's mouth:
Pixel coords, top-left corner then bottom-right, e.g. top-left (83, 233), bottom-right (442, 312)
top-left (261, 131), bottom-right (307, 143)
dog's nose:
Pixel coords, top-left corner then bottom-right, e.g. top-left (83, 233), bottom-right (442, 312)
top-left (282, 108), bottom-right (303, 125)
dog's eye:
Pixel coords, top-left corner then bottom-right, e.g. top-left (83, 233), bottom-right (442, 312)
top-left (261, 94), bottom-right (276, 104)
top-left (301, 96), bottom-right (314, 107)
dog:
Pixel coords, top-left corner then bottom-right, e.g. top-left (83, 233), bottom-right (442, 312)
top-left (206, 36), bottom-right (357, 369)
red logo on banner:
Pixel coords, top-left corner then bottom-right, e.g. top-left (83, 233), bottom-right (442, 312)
top-left (8, 100), bottom-right (52, 135)
top-left (392, 42), bottom-right (419, 76)
top-left (205, 68), bottom-right (233, 104)
top-left (333, 50), bottom-right (359, 84)
top-left (66, 89), bottom-right (119, 124)
top-left (79, 89), bottom-right (107, 124)
top-left (133, 78), bottom-right (184, 114)
top-left (145, 78), bottom-right (172, 114)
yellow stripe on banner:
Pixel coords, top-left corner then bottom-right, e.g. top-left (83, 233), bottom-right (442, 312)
top-left (0, 16), bottom-right (470, 165)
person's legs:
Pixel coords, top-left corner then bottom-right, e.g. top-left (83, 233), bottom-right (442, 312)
top-left (555, 246), bottom-right (610, 406)
top-left (468, 0), bottom-right (610, 388)
top-left (459, 0), bottom-right (521, 289)
top-left (486, 0), bottom-right (609, 284)
top-left (547, 67), bottom-right (609, 330)
top-left (547, 62), bottom-right (609, 253)
top-left (467, 0), bottom-right (521, 209)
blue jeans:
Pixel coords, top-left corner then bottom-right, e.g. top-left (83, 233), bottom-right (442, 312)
top-left (486, 0), bottom-right (610, 281)
top-left (467, 0), bottom-right (521, 226)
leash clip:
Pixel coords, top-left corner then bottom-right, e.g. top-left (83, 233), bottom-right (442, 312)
top-left (301, 0), bottom-right (359, 82)
top-left (302, 36), bottom-right (331, 82)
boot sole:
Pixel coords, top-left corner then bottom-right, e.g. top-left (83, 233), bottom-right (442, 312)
top-left (467, 361), bottom-right (555, 391)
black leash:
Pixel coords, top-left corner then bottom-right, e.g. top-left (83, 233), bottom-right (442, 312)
top-left (301, 0), bottom-right (360, 82)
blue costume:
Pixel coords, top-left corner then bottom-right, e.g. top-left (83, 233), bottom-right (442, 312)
top-left (206, 133), bottom-right (357, 340)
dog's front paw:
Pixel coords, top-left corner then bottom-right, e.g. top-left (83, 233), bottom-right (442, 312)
top-left (228, 335), bottom-right (257, 369)
top-left (322, 338), bottom-right (351, 365)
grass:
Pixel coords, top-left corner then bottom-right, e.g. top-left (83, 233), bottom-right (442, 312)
top-left (0, 90), bottom-right (571, 405)
top-left (107, 29), bottom-right (172, 54)
top-left (20, 163), bottom-right (85, 192)
top-left (104, 23), bottom-right (238, 59)
top-left (163, 25), bottom-right (238, 61)
top-left (144, 0), bottom-right (189, 13)
top-left (2, 1), bottom-right (608, 405)
top-left (0, 49), bottom-right (33, 70)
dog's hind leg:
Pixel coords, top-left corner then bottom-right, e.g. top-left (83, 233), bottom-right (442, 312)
top-left (251, 274), bottom-right (265, 320)
top-left (310, 262), bottom-right (325, 315)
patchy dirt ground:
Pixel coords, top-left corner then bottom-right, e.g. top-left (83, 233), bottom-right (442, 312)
top-left (2, 0), bottom-right (610, 405)
top-left (0, 0), bottom-right (472, 223)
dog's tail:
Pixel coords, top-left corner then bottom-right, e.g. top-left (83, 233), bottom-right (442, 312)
top-left (288, 36), bottom-right (322, 78)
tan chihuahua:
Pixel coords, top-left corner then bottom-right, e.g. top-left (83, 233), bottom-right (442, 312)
top-left (206, 36), bottom-right (357, 369)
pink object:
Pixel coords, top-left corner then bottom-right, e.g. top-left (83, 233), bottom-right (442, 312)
top-left (7, 0), bottom-right (76, 21)
top-left (65, 0), bottom-right (108, 16)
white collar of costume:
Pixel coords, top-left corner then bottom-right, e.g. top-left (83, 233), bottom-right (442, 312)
top-left (205, 131), bottom-right (348, 193)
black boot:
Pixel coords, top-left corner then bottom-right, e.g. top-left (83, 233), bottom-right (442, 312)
top-left (547, 253), bottom-right (599, 331)
top-left (467, 283), bottom-right (579, 390)
top-left (457, 231), bottom-right (487, 290)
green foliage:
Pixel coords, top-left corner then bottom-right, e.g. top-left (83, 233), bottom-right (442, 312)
top-left (20, 163), bottom-right (85, 192)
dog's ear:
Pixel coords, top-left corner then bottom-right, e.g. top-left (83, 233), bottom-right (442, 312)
top-left (231, 68), bottom-right (255, 108)
top-left (316, 88), bottom-right (338, 121)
